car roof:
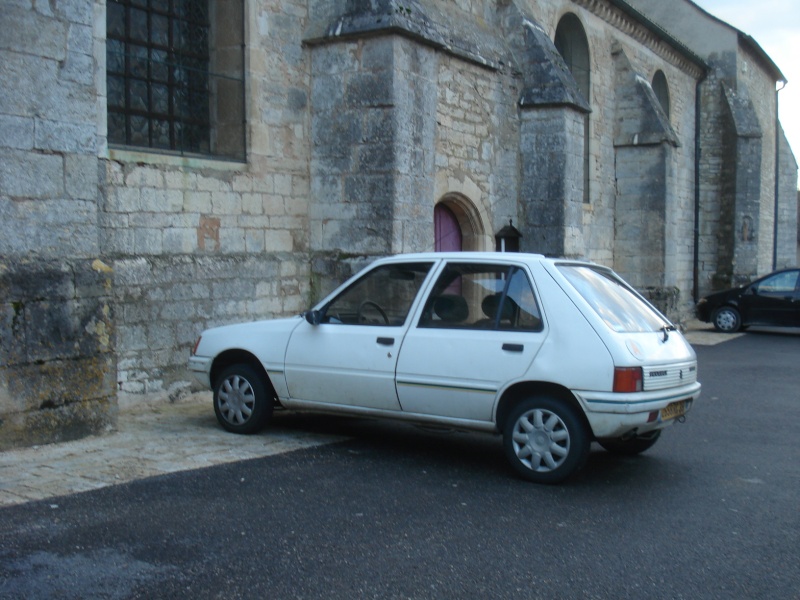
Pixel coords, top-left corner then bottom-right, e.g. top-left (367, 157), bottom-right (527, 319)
top-left (376, 251), bottom-right (598, 267)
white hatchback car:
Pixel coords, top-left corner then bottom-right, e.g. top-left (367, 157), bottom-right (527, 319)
top-left (189, 253), bottom-right (700, 483)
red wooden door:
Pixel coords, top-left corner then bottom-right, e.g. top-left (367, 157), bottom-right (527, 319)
top-left (434, 204), bottom-right (462, 252)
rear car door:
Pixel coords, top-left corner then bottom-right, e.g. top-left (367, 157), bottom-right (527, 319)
top-left (395, 261), bottom-right (545, 422)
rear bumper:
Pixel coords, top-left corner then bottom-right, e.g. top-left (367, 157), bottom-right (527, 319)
top-left (575, 382), bottom-right (701, 438)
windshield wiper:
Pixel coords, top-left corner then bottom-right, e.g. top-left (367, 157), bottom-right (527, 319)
top-left (659, 324), bottom-right (677, 342)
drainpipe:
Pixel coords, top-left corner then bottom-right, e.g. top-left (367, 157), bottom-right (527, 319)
top-left (772, 80), bottom-right (787, 271)
top-left (693, 70), bottom-right (708, 304)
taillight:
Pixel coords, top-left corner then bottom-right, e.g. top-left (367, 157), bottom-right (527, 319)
top-left (192, 336), bottom-right (202, 356)
top-left (613, 367), bottom-right (643, 392)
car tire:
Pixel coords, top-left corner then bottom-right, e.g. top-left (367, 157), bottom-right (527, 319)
top-left (712, 306), bottom-right (741, 332)
top-left (598, 430), bottom-right (661, 456)
top-left (503, 396), bottom-right (590, 484)
top-left (213, 364), bottom-right (273, 434)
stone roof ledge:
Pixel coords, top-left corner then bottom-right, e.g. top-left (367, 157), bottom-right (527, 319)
top-left (303, 0), bottom-right (503, 70)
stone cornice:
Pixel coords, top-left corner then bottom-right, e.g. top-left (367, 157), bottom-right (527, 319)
top-left (573, 0), bottom-right (706, 80)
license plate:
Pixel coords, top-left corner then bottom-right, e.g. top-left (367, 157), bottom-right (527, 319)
top-left (661, 400), bottom-right (686, 421)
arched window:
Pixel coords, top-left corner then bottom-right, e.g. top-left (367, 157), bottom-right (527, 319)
top-left (652, 70), bottom-right (670, 119)
top-left (554, 13), bottom-right (591, 203)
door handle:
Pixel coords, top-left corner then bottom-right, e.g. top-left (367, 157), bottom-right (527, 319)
top-left (377, 337), bottom-right (395, 346)
top-left (502, 343), bottom-right (524, 352)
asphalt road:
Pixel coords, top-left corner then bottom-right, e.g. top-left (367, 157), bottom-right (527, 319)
top-left (1, 330), bottom-right (798, 599)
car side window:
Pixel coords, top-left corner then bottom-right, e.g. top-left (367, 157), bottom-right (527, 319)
top-left (755, 271), bottom-right (799, 294)
top-left (322, 263), bottom-right (433, 326)
top-left (418, 263), bottom-right (543, 331)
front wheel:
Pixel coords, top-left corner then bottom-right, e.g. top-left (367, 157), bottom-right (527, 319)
top-left (712, 305), bottom-right (741, 332)
top-left (598, 430), bottom-right (661, 455)
top-left (213, 364), bottom-right (273, 434)
top-left (503, 396), bottom-right (590, 484)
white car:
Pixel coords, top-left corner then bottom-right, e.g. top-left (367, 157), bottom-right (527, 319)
top-left (189, 252), bottom-right (700, 483)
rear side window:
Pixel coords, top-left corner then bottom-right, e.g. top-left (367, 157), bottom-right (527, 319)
top-left (419, 263), bottom-right (543, 331)
top-left (557, 265), bottom-right (666, 333)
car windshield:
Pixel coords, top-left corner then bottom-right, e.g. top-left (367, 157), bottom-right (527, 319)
top-left (557, 265), bottom-right (667, 333)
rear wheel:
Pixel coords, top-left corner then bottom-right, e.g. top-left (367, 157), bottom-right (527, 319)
top-left (712, 305), bottom-right (741, 332)
top-left (213, 364), bottom-right (272, 434)
top-left (599, 430), bottom-right (661, 455)
top-left (503, 396), bottom-right (590, 484)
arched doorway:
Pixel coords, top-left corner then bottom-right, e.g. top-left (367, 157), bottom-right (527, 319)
top-left (434, 194), bottom-right (487, 252)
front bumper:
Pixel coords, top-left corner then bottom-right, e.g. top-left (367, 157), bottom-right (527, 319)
top-left (187, 355), bottom-right (213, 388)
top-left (695, 299), bottom-right (711, 322)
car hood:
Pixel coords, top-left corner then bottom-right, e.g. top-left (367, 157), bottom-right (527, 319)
top-left (196, 316), bottom-right (303, 358)
top-left (701, 285), bottom-right (747, 304)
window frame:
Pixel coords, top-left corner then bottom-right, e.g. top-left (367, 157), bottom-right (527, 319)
top-left (106, 0), bottom-right (246, 161)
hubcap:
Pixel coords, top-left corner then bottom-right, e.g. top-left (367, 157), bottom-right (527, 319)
top-left (218, 374), bottom-right (255, 425)
top-left (715, 310), bottom-right (736, 331)
top-left (511, 408), bottom-right (570, 472)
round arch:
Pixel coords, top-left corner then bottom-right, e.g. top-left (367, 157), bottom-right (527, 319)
top-left (434, 193), bottom-right (488, 252)
top-left (652, 70), bottom-right (671, 119)
top-left (554, 12), bottom-right (590, 102)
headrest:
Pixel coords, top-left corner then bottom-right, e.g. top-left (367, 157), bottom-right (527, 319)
top-left (433, 294), bottom-right (469, 323)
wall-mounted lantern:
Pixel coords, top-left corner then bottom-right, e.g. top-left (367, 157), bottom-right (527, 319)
top-left (495, 219), bottom-right (522, 252)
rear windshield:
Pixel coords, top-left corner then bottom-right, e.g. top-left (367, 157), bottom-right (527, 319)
top-left (557, 265), bottom-right (668, 333)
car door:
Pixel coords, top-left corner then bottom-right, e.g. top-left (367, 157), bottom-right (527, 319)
top-left (395, 262), bottom-right (546, 422)
top-left (284, 262), bottom-right (434, 411)
top-left (743, 270), bottom-right (800, 326)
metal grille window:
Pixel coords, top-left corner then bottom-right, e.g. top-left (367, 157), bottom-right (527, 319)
top-left (107, 0), bottom-right (244, 160)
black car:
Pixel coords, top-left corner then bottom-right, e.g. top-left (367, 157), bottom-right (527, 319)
top-left (696, 268), bottom-right (800, 332)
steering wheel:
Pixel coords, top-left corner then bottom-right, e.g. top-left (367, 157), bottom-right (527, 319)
top-left (357, 300), bottom-right (389, 325)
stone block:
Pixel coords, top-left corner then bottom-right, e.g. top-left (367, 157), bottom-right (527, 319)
top-left (113, 257), bottom-right (152, 287)
top-left (162, 227), bottom-right (196, 253)
top-left (65, 153), bottom-right (99, 200)
top-left (0, 389), bottom-right (116, 451)
top-left (212, 191), bottom-right (242, 214)
top-left (133, 228), bottom-right (163, 255)
top-left (184, 190), bottom-right (212, 213)
top-left (0, 114), bottom-right (35, 150)
top-left (244, 229), bottom-right (266, 252)
top-left (0, 259), bottom-right (74, 303)
top-left (217, 226), bottom-right (245, 252)
top-left (265, 230), bottom-right (294, 252)
top-left (0, 150), bottom-right (64, 198)
top-left (1, 7), bottom-right (68, 60)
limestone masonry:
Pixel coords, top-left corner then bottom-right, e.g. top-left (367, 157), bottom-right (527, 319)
top-left (1, 0), bottom-right (797, 448)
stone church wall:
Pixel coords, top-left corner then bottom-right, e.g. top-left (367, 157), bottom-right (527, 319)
top-left (102, 1), bottom-right (313, 401)
top-left (0, 0), bottom-right (117, 448)
top-left (2, 0), bottom-right (797, 448)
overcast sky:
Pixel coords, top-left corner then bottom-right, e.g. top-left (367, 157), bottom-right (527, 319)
top-left (692, 0), bottom-right (800, 183)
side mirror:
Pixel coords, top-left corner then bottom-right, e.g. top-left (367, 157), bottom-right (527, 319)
top-left (303, 309), bottom-right (322, 326)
